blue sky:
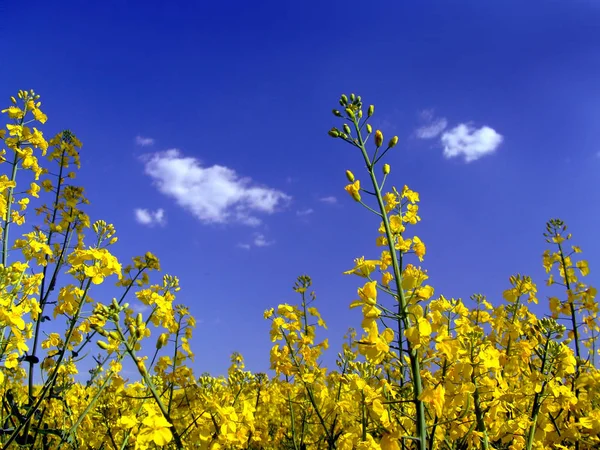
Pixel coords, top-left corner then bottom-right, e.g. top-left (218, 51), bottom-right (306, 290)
top-left (2, 0), bottom-right (600, 376)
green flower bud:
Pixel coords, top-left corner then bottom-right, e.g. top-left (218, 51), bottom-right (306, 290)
top-left (375, 130), bottom-right (384, 147)
top-left (357, 110), bottom-right (363, 119)
top-left (332, 109), bottom-right (342, 117)
top-left (368, 105), bottom-right (374, 117)
top-left (340, 94), bottom-right (348, 105)
top-left (366, 124), bottom-right (372, 134)
top-left (10, 96), bottom-right (16, 105)
top-left (345, 108), bottom-right (355, 119)
top-left (383, 164), bottom-right (390, 175)
top-left (350, 93), bottom-right (356, 102)
top-left (97, 341), bottom-right (109, 350)
top-left (346, 170), bottom-right (355, 182)
top-left (343, 124), bottom-right (351, 135)
top-left (108, 331), bottom-right (120, 341)
top-left (328, 128), bottom-right (340, 138)
top-left (136, 313), bottom-right (143, 328)
top-left (388, 136), bottom-right (399, 148)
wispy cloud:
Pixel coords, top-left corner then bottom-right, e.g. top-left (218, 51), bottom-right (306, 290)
top-left (142, 149), bottom-right (291, 226)
top-left (319, 196), bottom-right (337, 204)
top-left (296, 208), bottom-right (314, 216)
top-left (135, 135), bottom-right (155, 147)
top-left (238, 233), bottom-right (274, 249)
top-left (415, 109), bottom-right (448, 139)
top-left (134, 208), bottom-right (166, 226)
top-left (253, 233), bottom-right (274, 247)
top-left (441, 124), bottom-right (503, 163)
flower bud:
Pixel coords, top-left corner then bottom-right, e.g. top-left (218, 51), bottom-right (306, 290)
top-left (388, 136), bottom-right (398, 148)
top-left (328, 128), bottom-right (340, 138)
top-left (383, 164), bottom-right (390, 175)
top-left (97, 340), bottom-right (109, 350)
top-left (136, 327), bottom-right (143, 339)
top-left (332, 109), bottom-right (342, 117)
top-left (10, 96), bottom-right (16, 105)
top-left (343, 124), bottom-right (351, 135)
top-left (109, 331), bottom-right (120, 341)
top-left (366, 124), bottom-right (372, 134)
top-left (357, 110), bottom-right (363, 119)
top-left (345, 108), bottom-right (355, 119)
top-left (136, 313), bottom-right (143, 328)
top-left (340, 94), bottom-right (348, 105)
top-left (136, 360), bottom-right (147, 376)
top-left (375, 130), bottom-right (384, 147)
top-left (350, 93), bottom-right (356, 102)
top-left (368, 105), bottom-right (374, 117)
top-left (346, 170), bottom-right (355, 182)
top-left (156, 333), bottom-right (168, 350)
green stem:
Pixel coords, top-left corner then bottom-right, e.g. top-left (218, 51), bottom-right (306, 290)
top-left (351, 116), bottom-right (427, 450)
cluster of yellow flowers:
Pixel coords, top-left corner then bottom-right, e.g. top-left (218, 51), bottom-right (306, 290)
top-left (0, 90), bottom-right (598, 449)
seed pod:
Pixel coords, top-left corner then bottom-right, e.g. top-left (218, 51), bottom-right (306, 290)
top-left (346, 170), bottom-right (355, 182)
top-left (375, 130), bottom-right (384, 147)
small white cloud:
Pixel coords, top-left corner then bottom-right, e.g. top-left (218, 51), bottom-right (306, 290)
top-left (237, 233), bottom-right (274, 249)
top-left (416, 118), bottom-right (448, 139)
top-left (142, 149), bottom-right (291, 226)
top-left (135, 135), bottom-right (155, 147)
top-left (441, 124), bottom-right (503, 163)
top-left (319, 196), bottom-right (337, 204)
top-left (296, 208), bottom-right (314, 216)
top-left (415, 110), bottom-right (448, 139)
top-left (134, 208), bottom-right (166, 226)
top-left (253, 233), bottom-right (274, 247)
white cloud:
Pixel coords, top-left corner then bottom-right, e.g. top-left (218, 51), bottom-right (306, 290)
top-left (416, 118), bottom-right (448, 139)
top-left (134, 208), bottom-right (166, 226)
top-left (135, 135), bottom-right (155, 147)
top-left (319, 196), bottom-right (337, 204)
top-left (253, 233), bottom-right (274, 247)
top-left (296, 208), bottom-right (314, 216)
top-left (415, 109), bottom-right (448, 139)
top-left (441, 124), bottom-right (503, 163)
top-left (237, 233), bottom-right (274, 249)
top-left (142, 149), bottom-right (291, 225)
